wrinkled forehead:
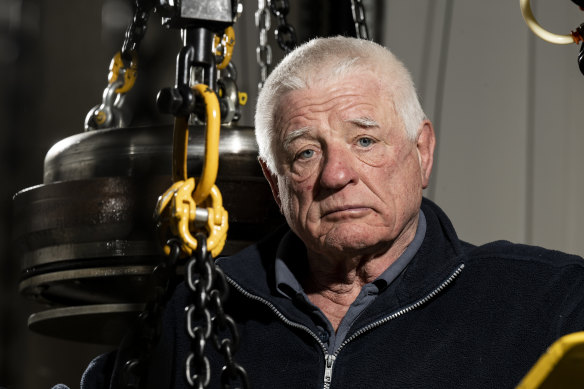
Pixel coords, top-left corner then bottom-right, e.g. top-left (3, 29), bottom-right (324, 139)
top-left (272, 70), bottom-right (395, 135)
top-left (301, 57), bottom-right (386, 90)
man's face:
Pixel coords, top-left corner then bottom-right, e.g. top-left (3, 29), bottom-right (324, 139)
top-left (262, 72), bottom-right (435, 259)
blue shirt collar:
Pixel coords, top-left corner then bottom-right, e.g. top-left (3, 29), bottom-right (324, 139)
top-left (275, 210), bottom-right (427, 298)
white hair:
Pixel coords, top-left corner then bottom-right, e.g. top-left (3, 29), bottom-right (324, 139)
top-left (255, 36), bottom-right (427, 174)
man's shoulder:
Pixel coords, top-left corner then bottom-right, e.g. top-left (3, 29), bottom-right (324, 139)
top-left (463, 239), bottom-right (584, 270)
top-left (218, 223), bottom-right (289, 264)
top-left (215, 223), bottom-right (291, 291)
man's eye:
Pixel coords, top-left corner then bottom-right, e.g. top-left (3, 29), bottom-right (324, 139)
top-left (297, 149), bottom-right (315, 159)
top-left (357, 137), bottom-right (374, 147)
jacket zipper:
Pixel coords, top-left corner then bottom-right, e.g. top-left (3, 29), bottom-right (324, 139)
top-left (323, 354), bottom-right (336, 389)
top-left (225, 263), bottom-right (464, 389)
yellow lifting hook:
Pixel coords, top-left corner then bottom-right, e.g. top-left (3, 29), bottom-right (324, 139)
top-left (155, 84), bottom-right (228, 258)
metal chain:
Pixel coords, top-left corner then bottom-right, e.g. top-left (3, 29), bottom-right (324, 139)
top-left (113, 240), bottom-right (182, 389)
top-left (232, 0), bottom-right (244, 22)
top-left (268, 0), bottom-right (297, 53)
top-left (85, 0), bottom-right (153, 131)
top-left (255, 0), bottom-right (272, 90)
top-left (350, 0), bottom-right (370, 40)
top-left (121, 0), bottom-right (153, 64)
top-left (185, 233), bottom-right (250, 389)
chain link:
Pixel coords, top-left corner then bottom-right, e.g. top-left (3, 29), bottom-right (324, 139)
top-left (121, 0), bottom-right (153, 64)
top-left (113, 240), bottom-right (182, 389)
top-left (268, 0), bottom-right (297, 53)
top-left (232, 0), bottom-right (244, 22)
top-left (350, 0), bottom-right (370, 40)
top-left (185, 233), bottom-right (250, 389)
top-left (255, 0), bottom-right (272, 90)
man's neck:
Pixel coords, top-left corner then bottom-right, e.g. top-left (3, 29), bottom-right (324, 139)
top-left (302, 219), bottom-right (418, 331)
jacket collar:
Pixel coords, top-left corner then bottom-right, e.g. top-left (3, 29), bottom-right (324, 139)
top-left (390, 198), bottom-right (467, 311)
top-left (216, 198), bottom-right (467, 321)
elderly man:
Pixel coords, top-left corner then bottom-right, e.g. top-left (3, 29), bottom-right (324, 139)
top-left (81, 36), bottom-right (584, 388)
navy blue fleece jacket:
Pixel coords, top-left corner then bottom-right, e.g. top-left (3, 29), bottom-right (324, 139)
top-left (80, 198), bottom-right (584, 388)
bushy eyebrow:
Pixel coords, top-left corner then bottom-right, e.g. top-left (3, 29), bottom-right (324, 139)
top-left (344, 116), bottom-right (380, 128)
top-left (282, 127), bottom-right (312, 150)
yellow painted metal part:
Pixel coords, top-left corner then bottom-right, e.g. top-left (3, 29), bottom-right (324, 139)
top-left (191, 84), bottom-right (221, 204)
top-left (94, 110), bottom-right (107, 125)
top-left (175, 182), bottom-right (228, 257)
top-left (171, 84), bottom-right (220, 202)
top-left (155, 181), bottom-right (228, 257)
top-left (108, 51), bottom-right (138, 94)
top-left (238, 92), bottom-right (248, 106)
top-left (516, 331), bottom-right (584, 389)
top-left (154, 181), bottom-right (184, 220)
top-left (155, 83), bottom-right (227, 257)
top-left (214, 26), bottom-right (235, 70)
top-left (204, 185), bottom-right (228, 255)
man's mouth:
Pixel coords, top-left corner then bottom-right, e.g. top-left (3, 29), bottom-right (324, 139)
top-left (322, 206), bottom-right (370, 218)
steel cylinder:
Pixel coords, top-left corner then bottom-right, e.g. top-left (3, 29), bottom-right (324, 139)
top-left (12, 124), bottom-right (283, 343)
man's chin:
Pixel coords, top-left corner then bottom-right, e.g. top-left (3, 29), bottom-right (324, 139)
top-left (318, 225), bottom-right (389, 253)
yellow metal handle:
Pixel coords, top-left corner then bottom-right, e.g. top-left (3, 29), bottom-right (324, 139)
top-left (172, 84), bottom-right (221, 203)
top-left (192, 84), bottom-right (221, 204)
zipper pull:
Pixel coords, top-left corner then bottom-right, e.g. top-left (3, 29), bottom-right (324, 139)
top-left (323, 354), bottom-right (336, 388)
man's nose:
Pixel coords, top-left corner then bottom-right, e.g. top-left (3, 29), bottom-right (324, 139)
top-left (319, 146), bottom-right (358, 189)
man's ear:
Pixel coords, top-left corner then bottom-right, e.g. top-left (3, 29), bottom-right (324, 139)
top-left (416, 120), bottom-right (436, 189)
top-left (259, 158), bottom-right (282, 208)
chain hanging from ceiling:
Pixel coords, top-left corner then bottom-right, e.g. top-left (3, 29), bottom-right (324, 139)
top-left (255, 0), bottom-right (272, 90)
top-left (351, 0), bottom-right (370, 40)
top-left (100, 1), bottom-right (248, 388)
top-left (255, 0), bottom-right (369, 90)
top-left (111, 1), bottom-right (371, 387)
